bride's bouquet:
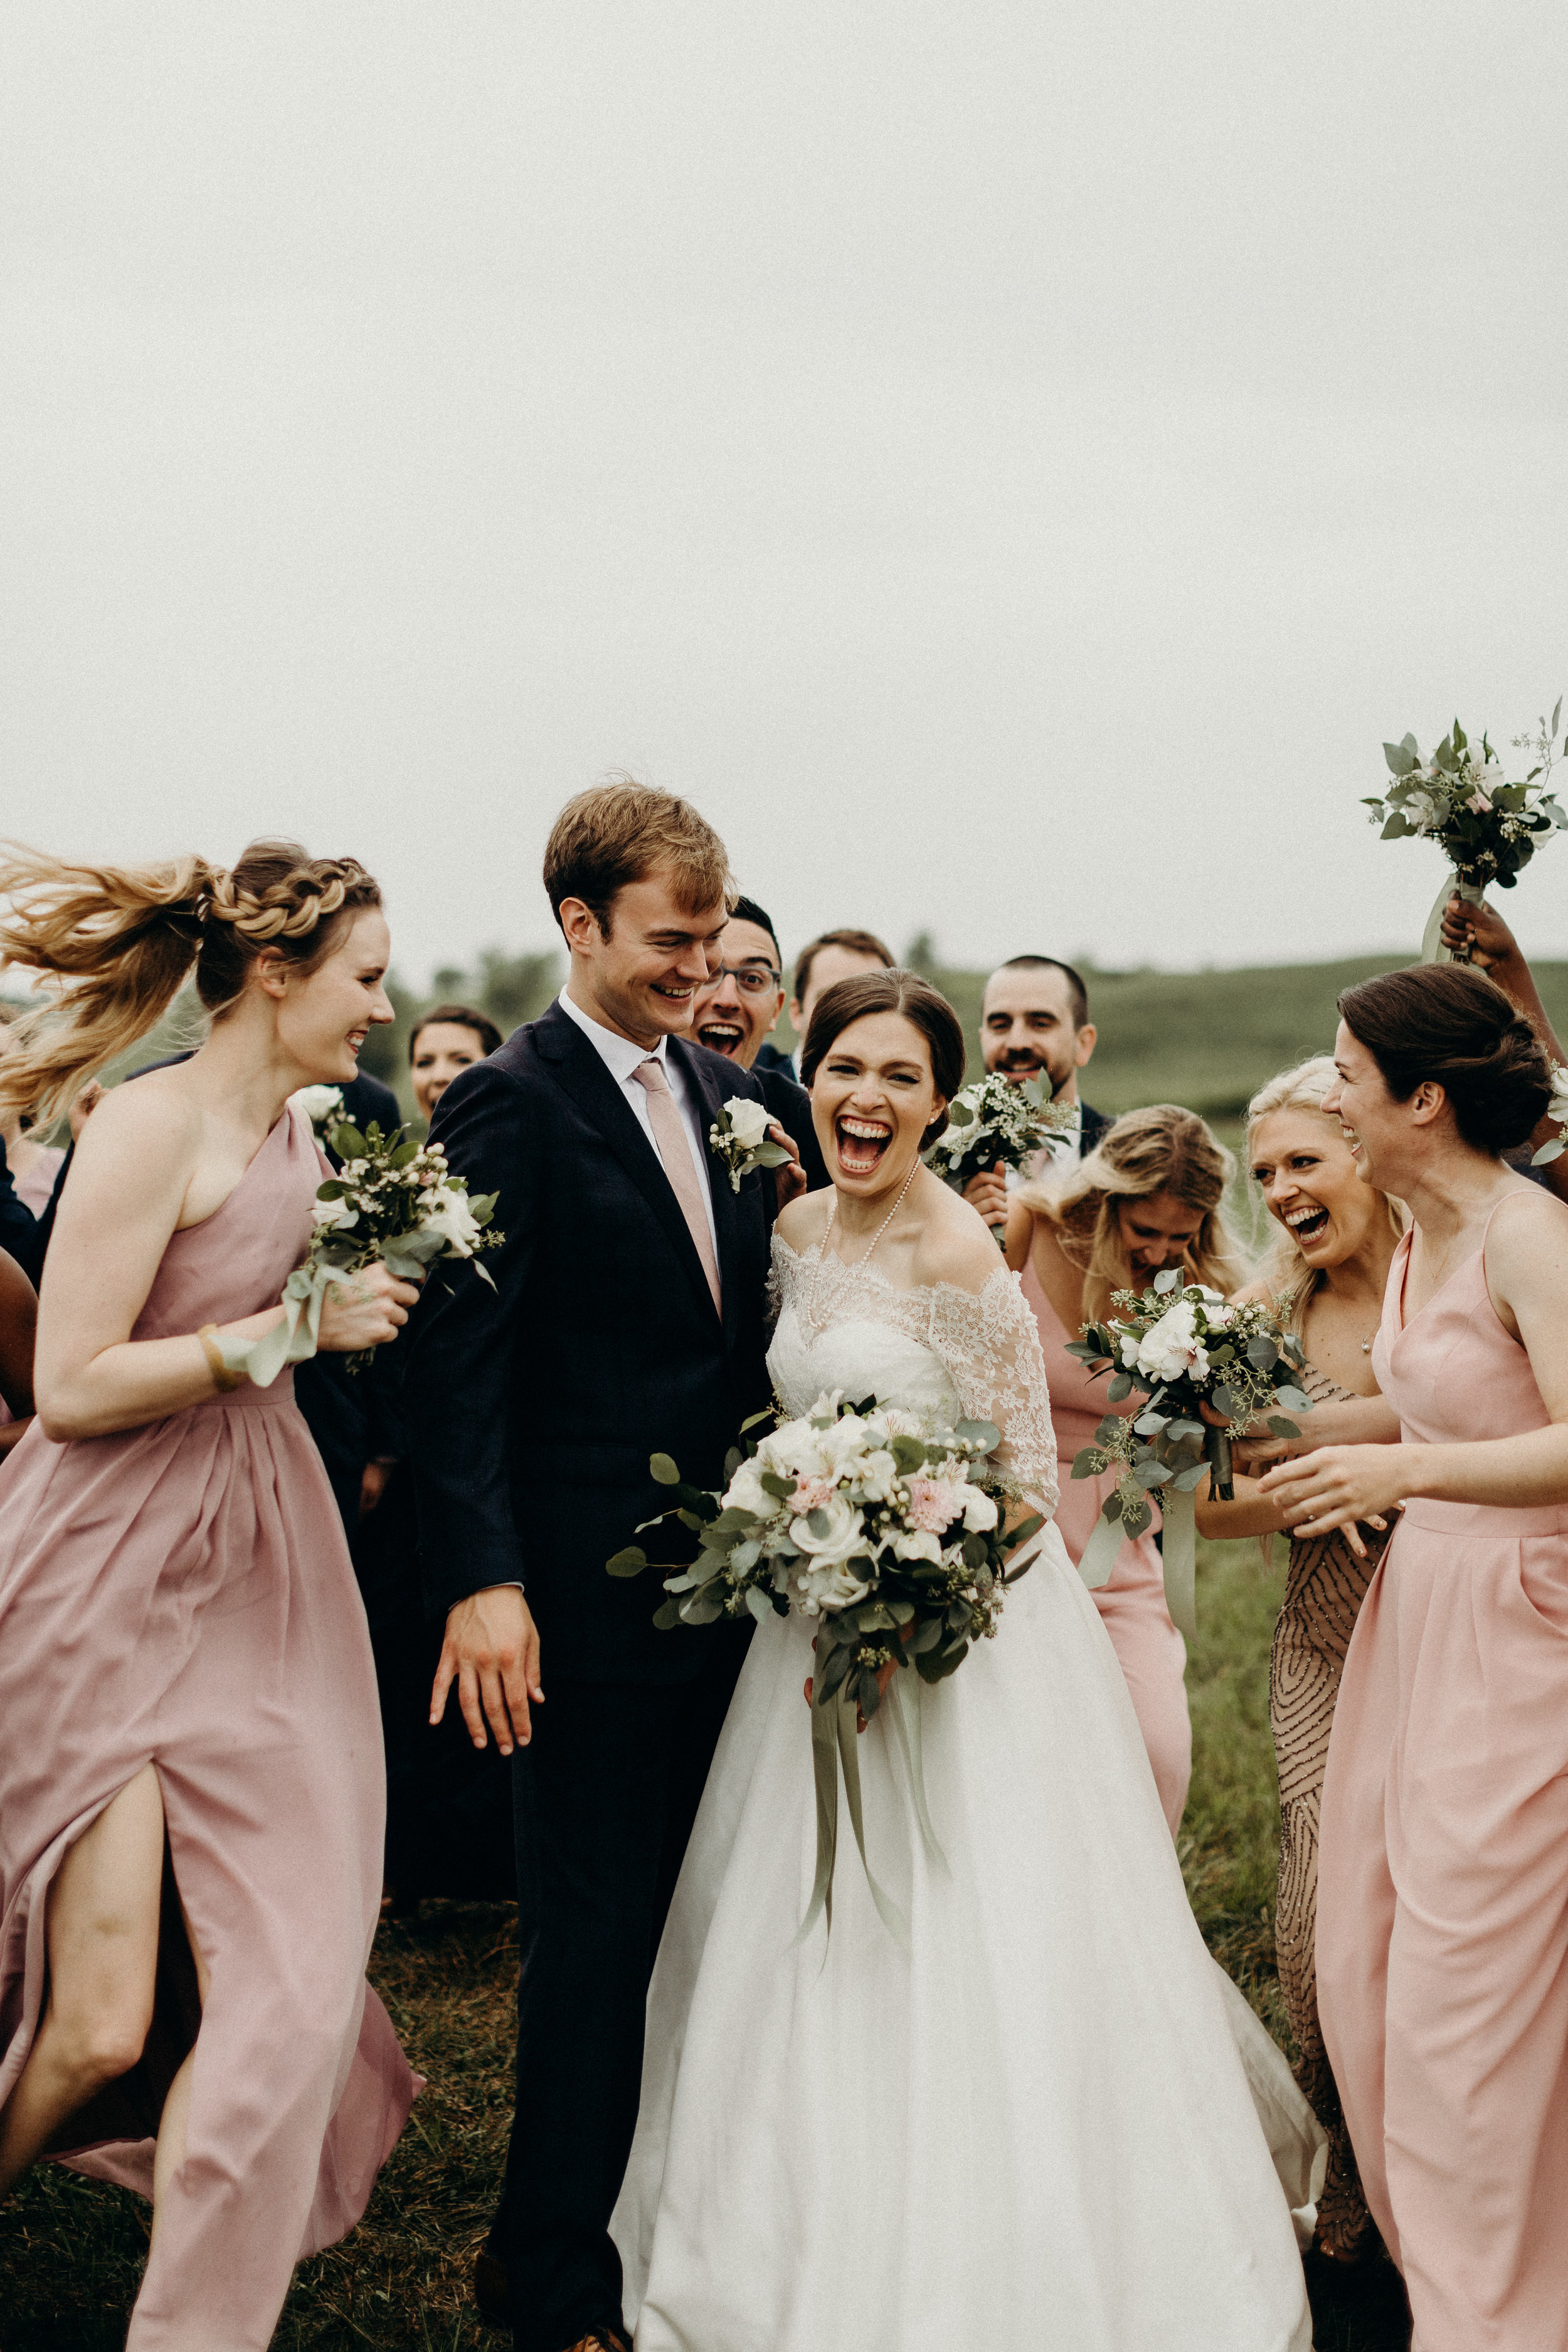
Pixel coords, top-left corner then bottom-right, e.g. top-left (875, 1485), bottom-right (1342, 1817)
top-left (220, 1114), bottom-right (502, 1386)
top-left (1364, 707), bottom-right (1567, 960)
top-left (923, 1071), bottom-right (1075, 1238)
top-left (1533, 1064), bottom-right (1568, 1168)
top-left (608, 1390), bottom-right (1043, 1944)
top-left (1067, 1272), bottom-right (1309, 1638)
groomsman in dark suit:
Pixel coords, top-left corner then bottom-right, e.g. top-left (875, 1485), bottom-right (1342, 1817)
top-left (404, 783), bottom-right (805, 2352)
top-left (963, 954), bottom-right (1113, 1227)
top-left (692, 894), bottom-right (829, 1190)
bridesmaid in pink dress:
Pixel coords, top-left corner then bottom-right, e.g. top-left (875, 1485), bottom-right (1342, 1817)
top-left (1005, 1105), bottom-right (1249, 1834)
top-left (0, 840), bottom-right (420, 2350)
top-left (1258, 964), bottom-right (1568, 2350)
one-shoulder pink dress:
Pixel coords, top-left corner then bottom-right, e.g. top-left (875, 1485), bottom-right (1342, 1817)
top-left (1020, 1258), bottom-right (1192, 1833)
top-left (1317, 1204), bottom-right (1568, 2349)
top-left (0, 1108), bottom-right (418, 2351)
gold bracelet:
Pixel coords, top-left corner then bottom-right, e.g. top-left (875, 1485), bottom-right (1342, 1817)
top-left (197, 1324), bottom-right (245, 1393)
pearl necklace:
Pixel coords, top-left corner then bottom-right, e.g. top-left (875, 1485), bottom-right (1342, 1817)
top-left (809, 1158), bottom-right (920, 1325)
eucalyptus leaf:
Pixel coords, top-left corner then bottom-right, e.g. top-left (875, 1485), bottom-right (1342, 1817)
top-left (1266, 1416), bottom-right (1301, 1441)
top-left (649, 1453), bottom-right (681, 1486)
top-left (744, 1586), bottom-right (773, 1626)
top-left (652, 1597), bottom-right (684, 1631)
top-left (1274, 1386), bottom-right (1313, 1412)
top-left (1106, 1372), bottom-right (1133, 1403)
top-left (1136, 1461), bottom-right (1173, 1488)
top-left (1245, 1337), bottom-right (1279, 1369)
top-left (1071, 1448), bottom-right (1106, 1480)
top-left (1170, 1463), bottom-right (1207, 1493)
top-left (1153, 1268), bottom-right (1180, 1293)
top-left (955, 1419), bottom-right (1001, 1450)
top-left (679, 1591), bottom-right (726, 1626)
top-left (605, 1547), bottom-right (647, 1578)
top-left (1121, 1498), bottom-right (1152, 1539)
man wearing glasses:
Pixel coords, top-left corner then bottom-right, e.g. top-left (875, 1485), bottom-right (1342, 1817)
top-left (694, 895), bottom-right (829, 1191)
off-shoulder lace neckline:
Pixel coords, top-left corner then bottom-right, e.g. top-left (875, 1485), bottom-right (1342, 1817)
top-left (773, 1232), bottom-right (1016, 1315)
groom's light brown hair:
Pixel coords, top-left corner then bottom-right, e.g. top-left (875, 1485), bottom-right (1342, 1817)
top-left (543, 778), bottom-right (734, 940)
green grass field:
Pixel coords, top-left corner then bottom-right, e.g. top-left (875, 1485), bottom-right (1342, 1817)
top-left (0, 1539), bottom-right (1285, 2348)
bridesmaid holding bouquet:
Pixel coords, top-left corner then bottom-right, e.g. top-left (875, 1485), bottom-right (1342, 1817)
top-left (1258, 965), bottom-right (1568, 2350)
top-left (0, 840), bottom-right (420, 2349)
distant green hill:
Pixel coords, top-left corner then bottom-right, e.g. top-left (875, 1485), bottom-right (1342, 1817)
top-left (786, 949), bottom-right (1568, 1148)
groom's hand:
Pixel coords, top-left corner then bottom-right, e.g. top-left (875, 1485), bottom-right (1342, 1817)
top-left (431, 1586), bottom-right (543, 1756)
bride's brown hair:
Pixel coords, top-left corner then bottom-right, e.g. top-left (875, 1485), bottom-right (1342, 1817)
top-left (0, 839), bottom-right (381, 1125)
top-left (1016, 1103), bottom-right (1248, 1323)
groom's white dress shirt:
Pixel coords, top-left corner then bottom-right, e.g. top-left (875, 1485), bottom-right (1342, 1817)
top-left (557, 989), bottom-right (719, 1257)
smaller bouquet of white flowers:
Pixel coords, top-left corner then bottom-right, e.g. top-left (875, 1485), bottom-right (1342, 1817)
top-left (708, 1095), bottom-right (793, 1193)
top-left (607, 1391), bottom-right (1043, 1944)
top-left (218, 1115), bottom-right (502, 1387)
top-left (923, 1072), bottom-right (1076, 1239)
top-left (1066, 1272), bottom-right (1310, 1638)
top-left (1532, 1064), bottom-right (1568, 1168)
top-left (1364, 707), bottom-right (1567, 961)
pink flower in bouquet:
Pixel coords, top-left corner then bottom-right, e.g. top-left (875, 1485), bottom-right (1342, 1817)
top-left (908, 1476), bottom-right (964, 1533)
top-left (791, 1473), bottom-right (837, 1515)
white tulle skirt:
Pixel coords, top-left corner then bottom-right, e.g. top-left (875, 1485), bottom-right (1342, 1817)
top-left (612, 1524), bottom-right (1312, 2352)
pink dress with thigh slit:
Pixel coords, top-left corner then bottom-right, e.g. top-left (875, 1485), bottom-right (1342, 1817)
top-left (1020, 1259), bottom-right (1192, 1833)
top-left (0, 1107), bottom-right (417, 2352)
top-left (1317, 1204), bottom-right (1568, 2349)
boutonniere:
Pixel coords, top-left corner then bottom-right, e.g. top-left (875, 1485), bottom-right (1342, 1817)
top-left (709, 1096), bottom-right (792, 1193)
top-left (292, 1084), bottom-right (345, 1134)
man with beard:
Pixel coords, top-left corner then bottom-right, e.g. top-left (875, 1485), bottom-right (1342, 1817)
top-left (964, 955), bottom-right (1111, 1226)
top-left (692, 896), bottom-right (828, 1191)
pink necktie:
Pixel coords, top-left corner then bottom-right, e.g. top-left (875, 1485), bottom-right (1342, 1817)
top-left (632, 1057), bottom-right (723, 1314)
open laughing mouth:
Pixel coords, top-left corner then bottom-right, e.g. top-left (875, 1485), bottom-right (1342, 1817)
top-left (697, 1020), bottom-right (745, 1058)
top-left (835, 1115), bottom-right (893, 1176)
top-left (1283, 1202), bottom-right (1330, 1246)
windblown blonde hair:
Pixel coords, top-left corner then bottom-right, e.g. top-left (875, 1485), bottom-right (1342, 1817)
top-left (1244, 1056), bottom-right (1404, 1323)
top-left (0, 839), bottom-right (381, 1125)
top-left (1017, 1103), bottom-right (1249, 1323)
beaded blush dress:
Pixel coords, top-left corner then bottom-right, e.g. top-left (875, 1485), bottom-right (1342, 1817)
top-left (611, 1237), bottom-right (1311, 2352)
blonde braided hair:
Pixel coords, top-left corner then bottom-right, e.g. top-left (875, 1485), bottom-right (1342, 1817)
top-left (0, 838), bottom-right (380, 1125)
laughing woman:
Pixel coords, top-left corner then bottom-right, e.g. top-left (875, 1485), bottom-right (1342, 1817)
top-left (1257, 967), bottom-right (1568, 2351)
top-left (1195, 1059), bottom-right (1406, 2334)
top-left (0, 842), bottom-right (420, 2351)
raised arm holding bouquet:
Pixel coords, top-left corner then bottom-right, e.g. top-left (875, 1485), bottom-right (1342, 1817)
top-left (1365, 704), bottom-right (1566, 963)
top-left (923, 1067), bottom-right (1073, 1238)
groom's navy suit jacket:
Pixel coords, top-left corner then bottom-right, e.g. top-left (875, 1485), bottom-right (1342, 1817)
top-left (405, 1000), bottom-right (777, 1686)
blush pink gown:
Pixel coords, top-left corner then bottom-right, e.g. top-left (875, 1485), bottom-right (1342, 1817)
top-left (1020, 1258), bottom-right (1192, 1834)
top-left (0, 1108), bottom-right (418, 2352)
top-left (1317, 1206), bottom-right (1568, 2349)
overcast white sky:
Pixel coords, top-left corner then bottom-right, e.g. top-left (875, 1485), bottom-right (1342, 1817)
top-left (3, 4), bottom-right (1565, 987)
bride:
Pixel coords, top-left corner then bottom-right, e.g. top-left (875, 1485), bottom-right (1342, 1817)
top-left (611, 968), bottom-right (1311, 2351)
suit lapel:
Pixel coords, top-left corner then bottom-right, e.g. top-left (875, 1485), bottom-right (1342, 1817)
top-left (535, 1004), bottom-right (721, 1327)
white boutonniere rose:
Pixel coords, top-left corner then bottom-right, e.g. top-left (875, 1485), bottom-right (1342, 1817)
top-left (293, 1084), bottom-right (345, 1131)
top-left (708, 1095), bottom-right (793, 1193)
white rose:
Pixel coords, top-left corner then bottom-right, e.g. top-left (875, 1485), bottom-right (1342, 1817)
top-left (1135, 1300), bottom-right (1209, 1383)
top-left (418, 1185), bottom-right (483, 1256)
top-left (816, 1414), bottom-right (873, 1473)
top-left (803, 1556), bottom-right (873, 1611)
top-left (961, 1487), bottom-right (999, 1533)
top-left (293, 1084), bottom-right (344, 1126)
top-left (789, 1491), bottom-right (865, 1567)
top-left (722, 1458), bottom-right (775, 1518)
top-left (723, 1096), bottom-right (772, 1152)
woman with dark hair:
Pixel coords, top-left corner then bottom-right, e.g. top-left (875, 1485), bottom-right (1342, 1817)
top-left (612, 968), bottom-right (1311, 2351)
top-left (408, 1000), bottom-right (504, 1121)
top-left (0, 840), bottom-right (419, 2347)
top-left (1257, 962), bottom-right (1568, 2349)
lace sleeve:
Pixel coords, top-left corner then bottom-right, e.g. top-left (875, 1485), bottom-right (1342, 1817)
top-left (926, 1266), bottom-right (1059, 1515)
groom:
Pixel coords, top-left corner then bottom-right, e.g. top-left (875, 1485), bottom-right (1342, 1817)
top-left (405, 781), bottom-right (798, 2352)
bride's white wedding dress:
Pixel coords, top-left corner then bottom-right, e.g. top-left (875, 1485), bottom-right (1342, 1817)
top-left (612, 1240), bottom-right (1312, 2351)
